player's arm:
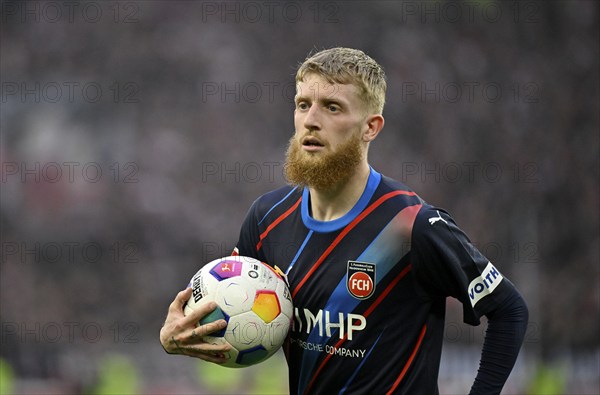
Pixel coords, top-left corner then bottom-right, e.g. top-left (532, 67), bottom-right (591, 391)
top-left (411, 206), bottom-right (528, 395)
top-left (470, 288), bottom-right (528, 394)
top-left (159, 288), bottom-right (231, 363)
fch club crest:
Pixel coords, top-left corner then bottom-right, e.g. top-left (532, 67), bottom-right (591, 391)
top-left (347, 261), bottom-right (376, 299)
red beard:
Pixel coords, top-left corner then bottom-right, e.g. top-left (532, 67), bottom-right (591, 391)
top-left (284, 131), bottom-right (364, 191)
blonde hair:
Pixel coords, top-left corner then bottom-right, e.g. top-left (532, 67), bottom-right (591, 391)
top-left (295, 47), bottom-right (387, 114)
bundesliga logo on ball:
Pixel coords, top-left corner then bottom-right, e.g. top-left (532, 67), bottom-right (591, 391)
top-left (184, 256), bottom-right (293, 368)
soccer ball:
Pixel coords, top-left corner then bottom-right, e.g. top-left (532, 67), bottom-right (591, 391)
top-left (184, 255), bottom-right (293, 368)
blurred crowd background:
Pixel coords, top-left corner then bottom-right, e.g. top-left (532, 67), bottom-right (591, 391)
top-left (1, 1), bottom-right (598, 394)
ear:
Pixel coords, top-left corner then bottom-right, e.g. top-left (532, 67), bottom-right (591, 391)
top-left (362, 114), bottom-right (385, 142)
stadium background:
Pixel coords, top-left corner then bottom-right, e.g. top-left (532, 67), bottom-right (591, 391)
top-left (1, 1), bottom-right (598, 394)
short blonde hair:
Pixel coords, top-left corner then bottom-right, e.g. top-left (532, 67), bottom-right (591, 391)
top-left (295, 47), bottom-right (387, 114)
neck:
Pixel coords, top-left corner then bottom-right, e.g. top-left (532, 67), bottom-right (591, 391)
top-left (308, 162), bottom-right (371, 222)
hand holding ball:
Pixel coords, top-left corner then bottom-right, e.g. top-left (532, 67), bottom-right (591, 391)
top-left (184, 256), bottom-right (293, 368)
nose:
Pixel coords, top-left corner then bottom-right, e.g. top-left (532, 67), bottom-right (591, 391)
top-left (303, 104), bottom-right (321, 131)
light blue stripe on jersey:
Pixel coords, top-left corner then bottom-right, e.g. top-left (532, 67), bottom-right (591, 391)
top-left (286, 230), bottom-right (313, 276)
top-left (297, 208), bottom-right (414, 394)
top-left (339, 329), bottom-right (386, 394)
top-left (258, 186), bottom-right (298, 225)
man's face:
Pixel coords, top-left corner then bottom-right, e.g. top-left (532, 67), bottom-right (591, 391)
top-left (284, 73), bottom-right (369, 190)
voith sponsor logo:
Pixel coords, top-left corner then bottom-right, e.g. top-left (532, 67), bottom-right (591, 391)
top-left (468, 262), bottom-right (503, 307)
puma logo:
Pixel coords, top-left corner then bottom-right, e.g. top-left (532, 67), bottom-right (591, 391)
top-left (428, 210), bottom-right (448, 226)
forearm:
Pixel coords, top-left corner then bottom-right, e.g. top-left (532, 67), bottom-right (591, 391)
top-left (469, 292), bottom-right (529, 395)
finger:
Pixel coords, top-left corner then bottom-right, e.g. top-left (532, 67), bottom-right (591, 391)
top-left (198, 319), bottom-right (228, 337)
top-left (168, 288), bottom-right (193, 315)
top-left (180, 327), bottom-right (231, 348)
top-left (186, 340), bottom-right (232, 353)
top-left (180, 346), bottom-right (232, 363)
top-left (182, 300), bottom-right (219, 325)
top-left (194, 352), bottom-right (230, 364)
top-left (179, 319), bottom-right (228, 343)
top-left (167, 333), bottom-right (229, 355)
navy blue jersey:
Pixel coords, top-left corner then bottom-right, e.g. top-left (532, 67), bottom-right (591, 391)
top-left (235, 167), bottom-right (515, 395)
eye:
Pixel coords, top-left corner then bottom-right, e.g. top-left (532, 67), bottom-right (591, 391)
top-left (327, 104), bottom-right (340, 112)
top-left (296, 101), bottom-right (309, 110)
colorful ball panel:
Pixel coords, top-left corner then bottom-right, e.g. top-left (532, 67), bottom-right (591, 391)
top-left (252, 291), bottom-right (281, 324)
top-left (199, 306), bottom-right (229, 337)
top-left (210, 259), bottom-right (243, 280)
top-left (236, 345), bottom-right (270, 366)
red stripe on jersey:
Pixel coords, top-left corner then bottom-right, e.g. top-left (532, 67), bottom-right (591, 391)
top-left (364, 263), bottom-right (412, 317)
top-left (386, 324), bottom-right (427, 395)
top-left (292, 190), bottom-right (416, 298)
top-left (305, 334), bottom-right (349, 395)
top-left (256, 196), bottom-right (302, 252)
top-left (304, 263), bottom-right (413, 394)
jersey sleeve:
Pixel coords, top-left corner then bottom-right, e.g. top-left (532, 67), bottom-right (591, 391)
top-left (410, 206), bottom-right (516, 325)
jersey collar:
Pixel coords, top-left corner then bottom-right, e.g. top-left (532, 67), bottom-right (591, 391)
top-left (301, 166), bottom-right (381, 233)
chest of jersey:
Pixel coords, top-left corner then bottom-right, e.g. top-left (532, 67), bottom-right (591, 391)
top-left (259, 203), bottom-right (419, 339)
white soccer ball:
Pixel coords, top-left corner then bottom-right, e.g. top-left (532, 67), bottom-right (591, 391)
top-left (184, 255), bottom-right (293, 368)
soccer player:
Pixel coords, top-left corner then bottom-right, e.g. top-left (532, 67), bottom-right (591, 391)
top-left (160, 47), bottom-right (529, 394)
